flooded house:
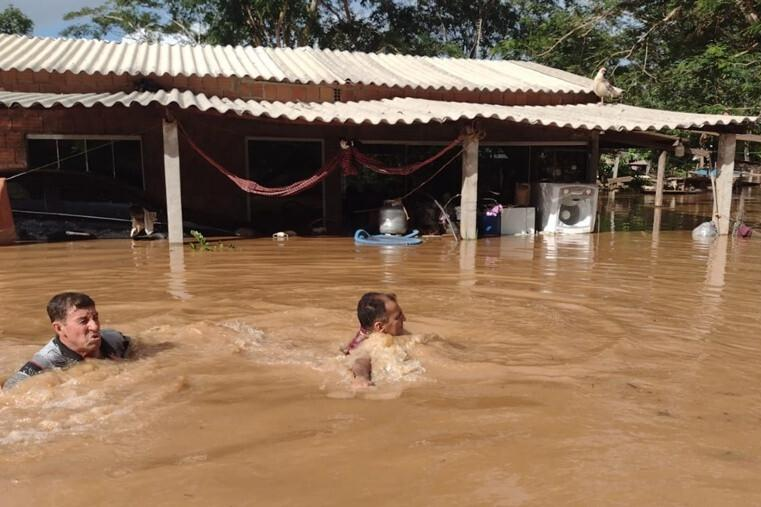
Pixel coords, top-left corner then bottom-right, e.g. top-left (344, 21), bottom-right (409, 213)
top-left (0, 33), bottom-right (757, 243)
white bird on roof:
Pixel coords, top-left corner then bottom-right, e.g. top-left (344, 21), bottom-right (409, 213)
top-left (593, 67), bottom-right (622, 104)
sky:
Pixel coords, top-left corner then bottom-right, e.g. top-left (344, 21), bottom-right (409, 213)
top-left (1, 0), bottom-right (105, 37)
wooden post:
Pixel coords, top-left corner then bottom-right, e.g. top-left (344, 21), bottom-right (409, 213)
top-left (0, 178), bottom-right (16, 245)
top-left (654, 150), bottom-right (667, 208)
top-left (588, 132), bottom-right (600, 183)
top-left (163, 117), bottom-right (184, 244)
top-left (706, 235), bottom-right (728, 289)
top-left (715, 134), bottom-right (736, 235)
top-left (460, 130), bottom-right (479, 240)
top-left (611, 153), bottom-right (620, 179)
top-left (652, 206), bottom-right (662, 240)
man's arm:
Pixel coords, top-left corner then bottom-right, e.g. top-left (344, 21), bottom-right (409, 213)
top-left (2, 361), bottom-right (43, 390)
top-left (100, 329), bottom-right (131, 359)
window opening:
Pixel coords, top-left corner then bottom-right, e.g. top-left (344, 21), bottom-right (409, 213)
top-left (26, 136), bottom-right (144, 189)
top-left (246, 138), bottom-right (324, 233)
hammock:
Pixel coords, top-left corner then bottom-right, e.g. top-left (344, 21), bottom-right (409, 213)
top-left (178, 122), bottom-right (464, 197)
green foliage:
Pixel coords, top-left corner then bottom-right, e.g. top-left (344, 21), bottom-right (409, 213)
top-left (189, 229), bottom-right (234, 251)
top-left (0, 5), bottom-right (33, 35)
top-left (497, 0), bottom-right (761, 117)
top-left (61, 0), bottom-right (211, 42)
top-left (60, 0), bottom-right (517, 54)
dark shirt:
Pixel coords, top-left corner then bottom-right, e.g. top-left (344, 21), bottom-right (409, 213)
top-left (2, 329), bottom-right (130, 390)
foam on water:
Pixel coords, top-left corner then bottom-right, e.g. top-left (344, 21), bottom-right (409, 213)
top-left (0, 321), bottom-right (448, 447)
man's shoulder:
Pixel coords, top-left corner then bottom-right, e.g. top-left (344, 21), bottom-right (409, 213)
top-left (3, 338), bottom-right (67, 390)
top-left (33, 337), bottom-right (73, 369)
top-left (100, 329), bottom-right (131, 359)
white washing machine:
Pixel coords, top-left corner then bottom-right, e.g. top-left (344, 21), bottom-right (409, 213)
top-left (536, 183), bottom-right (598, 234)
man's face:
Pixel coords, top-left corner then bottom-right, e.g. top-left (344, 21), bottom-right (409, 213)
top-left (53, 306), bottom-right (101, 357)
top-left (380, 299), bottom-right (405, 336)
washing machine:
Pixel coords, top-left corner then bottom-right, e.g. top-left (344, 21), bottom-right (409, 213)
top-left (536, 183), bottom-right (598, 234)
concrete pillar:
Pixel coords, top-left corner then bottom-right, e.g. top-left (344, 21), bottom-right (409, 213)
top-left (587, 132), bottom-right (600, 183)
top-left (163, 118), bottom-right (184, 244)
top-left (460, 131), bottom-right (479, 240)
top-left (168, 244), bottom-right (190, 300)
top-left (0, 178), bottom-right (16, 245)
top-left (654, 150), bottom-right (667, 208)
top-left (715, 134), bottom-right (736, 235)
top-left (458, 240), bottom-right (477, 287)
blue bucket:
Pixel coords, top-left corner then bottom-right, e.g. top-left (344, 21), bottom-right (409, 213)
top-left (477, 213), bottom-right (501, 237)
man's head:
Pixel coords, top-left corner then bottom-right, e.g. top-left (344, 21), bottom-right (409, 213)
top-left (357, 292), bottom-right (406, 336)
top-left (47, 292), bottom-right (101, 358)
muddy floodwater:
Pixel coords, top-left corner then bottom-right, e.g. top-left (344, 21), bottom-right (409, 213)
top-left (2, 190), bottom-right (761, 506)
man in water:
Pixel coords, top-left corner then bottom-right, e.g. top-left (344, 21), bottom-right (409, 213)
top-left (2, 292), bottom-right (131, 390)
top-left (343, 292), bottom-right (406, 386)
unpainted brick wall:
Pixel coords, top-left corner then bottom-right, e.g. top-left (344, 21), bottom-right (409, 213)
top-left (0, 70), bottom-right (340, 103)
top-left (0, 106), bottom-right (166, 205)
top-left (0, 69), bottom-right (597, 106)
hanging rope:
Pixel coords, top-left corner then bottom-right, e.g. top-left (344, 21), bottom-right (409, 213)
top-left (398, 147), bottom-right (464, 200)
top-left (177, 121), bottom-right (466, 197)
top-left (344, 136), bottom-right (465, 176)
top-left (178, 122), bottom-right (340, 197)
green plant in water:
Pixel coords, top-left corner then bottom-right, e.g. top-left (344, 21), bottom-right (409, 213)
top-left (189, 230), bottom-right (234, 251)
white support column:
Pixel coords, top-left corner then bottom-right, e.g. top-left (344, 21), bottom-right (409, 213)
top-left (460, 131), bottom-right (479, 240)
top-left (715, 133), bottom-right (736, 235)
top-left (163, 118), bottom-right (184, 244)
top-left (588, 132), bottom-right (600, 183)
top-left (654, 150), bottom-right (667, 208)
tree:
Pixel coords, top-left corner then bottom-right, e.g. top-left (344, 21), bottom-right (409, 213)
top-left (60, 0), bottom-right (518, 55)
top-left (495, 0), bottom-right (761, 115)
top-left (0, 5), bottom-right (33, 35)
top-left (61, 0), bottom-right (211, 43)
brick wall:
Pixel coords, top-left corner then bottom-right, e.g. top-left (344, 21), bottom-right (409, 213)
top-left (0, 107), bottom-right (173, 213)
top-left (0, 70), bottom-right (338, 103)
top-left (0, 69), bottom-right (596, 106)
top-left (0, 109), bottom-right (38, 170)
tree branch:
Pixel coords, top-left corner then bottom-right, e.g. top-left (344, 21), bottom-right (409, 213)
top-left (735, 0), bottom-right (759, 24)
top-left (535, 9), bottom-right (615, 58)
top-left (242, 5), bottom-right (262, 46)
top-left (604, 7), bottom-right (680, 70)
top-left (342, 0), bottom-right (352, 22)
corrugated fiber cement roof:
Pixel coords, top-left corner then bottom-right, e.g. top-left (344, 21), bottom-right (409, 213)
top-left (0, 33), bottom-right (595, 94)
top-left (0, 89), bottom-right (756, 132)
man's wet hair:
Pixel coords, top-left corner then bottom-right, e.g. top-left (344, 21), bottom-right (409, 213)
top-left (357, 292), bottom-right (397, 329)
top-left (47, 292), bottom-right (95, 322)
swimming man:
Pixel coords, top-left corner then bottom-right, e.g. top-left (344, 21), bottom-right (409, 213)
top-left (343, 292), bottom-right (406, 385)
top-left (2, 292), bottom-right (131, 390)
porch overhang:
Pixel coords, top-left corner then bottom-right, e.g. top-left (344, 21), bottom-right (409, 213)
top-left (2, 90), bottom-right (757, 240)
top-left (0, 90), bottom-right (756, 136)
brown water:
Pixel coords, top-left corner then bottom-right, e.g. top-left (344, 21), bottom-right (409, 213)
top-left (2, 190), bottom-right (761, 506)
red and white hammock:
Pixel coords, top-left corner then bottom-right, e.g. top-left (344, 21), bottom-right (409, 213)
top-left (178, 122), bottom-right (464, 197)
